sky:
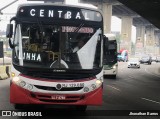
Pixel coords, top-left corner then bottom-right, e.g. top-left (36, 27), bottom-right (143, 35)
top-left (0, 0), bottom-right (136, 42)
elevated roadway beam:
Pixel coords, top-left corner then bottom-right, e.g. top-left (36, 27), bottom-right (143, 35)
top-left (0, 0), bottom-right (18, 14)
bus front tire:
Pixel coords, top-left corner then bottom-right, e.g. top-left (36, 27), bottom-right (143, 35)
top-left (14, 104), bottom-right (24, 110)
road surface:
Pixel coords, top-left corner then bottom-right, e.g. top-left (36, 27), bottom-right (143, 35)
top-left (0, 62), bottom-right (160, 119)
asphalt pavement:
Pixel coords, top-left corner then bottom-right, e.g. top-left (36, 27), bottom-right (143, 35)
top-left (0, 62), bottom-right (160, 119)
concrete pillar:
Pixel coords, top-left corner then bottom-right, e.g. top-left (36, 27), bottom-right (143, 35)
top-left (121, 16), bottom-right (132, 54)
top-left (135, 25), bottom-right (145, 54)
top-left (158, 35), bottom-right (160, 55)
top-left (97, 4), bottom-right (102, 11)
top-left (154, 33), bottom-right (158, 55)
top-left (145, 26), bottom-right (155, 55)
top-left (136, 25), bottom-right (145, 46)
top-left (154, 32), bottom-right (160, 55)
top-left (102, 3), bottom-right (112, 34)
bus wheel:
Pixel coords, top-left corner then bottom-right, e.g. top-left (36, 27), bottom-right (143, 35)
top-left (14, 104), bottom-right (24, 110)
top-left (76, 105), bottom-right (87, 112)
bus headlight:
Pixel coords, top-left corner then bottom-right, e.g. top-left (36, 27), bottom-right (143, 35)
top-left (19, 81), bottom-right (26, 87)
top-left (12, 77), bottom-right (26, 88)
top-left (96, 76), bottom-right (103, 87)
top-left (113, 65), bottom-right (116, 69)
top-left (96, 80), bottom-right (102, 86)
top-left (83, 87), bottom-right (89, 92)
top-left (12, 77), bottom-right (20, 82)
top-left (27, 84), bottom-right (33, 91)
top-left (91, 84), bottom-right (96, 90)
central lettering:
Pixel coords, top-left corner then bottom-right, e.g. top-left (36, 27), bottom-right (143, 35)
top-left (29, 9), bottom-right (86, 20)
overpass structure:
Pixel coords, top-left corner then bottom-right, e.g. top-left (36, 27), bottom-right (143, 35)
top-left (80, 0), bottom-right (160, 56)
top-left (0, 0), bottom-right (160, 55)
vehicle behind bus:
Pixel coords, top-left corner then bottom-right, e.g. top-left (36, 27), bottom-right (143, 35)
top-left (103, 34), bottom-right (118, 79)
top-left (6, 4), bottom-right (104, 111)
top-left (117, 50), bottom-right (128, 62)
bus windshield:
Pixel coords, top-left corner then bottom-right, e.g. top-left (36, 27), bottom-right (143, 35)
top-left (104, 40), bottom-right (117, 64)
top-left (12, 22), bottom-right (102, 70)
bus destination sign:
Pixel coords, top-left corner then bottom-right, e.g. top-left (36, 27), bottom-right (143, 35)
top-left (17, 6), bottom-right (102, 21)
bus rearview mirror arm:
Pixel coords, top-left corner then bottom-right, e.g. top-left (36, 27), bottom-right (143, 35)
top-left (6, 17), bottom-right (17, 49)
top-left (9, 38), bottom-right (15, 49)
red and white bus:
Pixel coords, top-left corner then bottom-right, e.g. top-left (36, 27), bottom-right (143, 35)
top-left (6, 3), bottom-right (104, 110)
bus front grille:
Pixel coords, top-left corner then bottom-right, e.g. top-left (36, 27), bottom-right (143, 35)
top-left (34, 85), bottom-right (83, 91)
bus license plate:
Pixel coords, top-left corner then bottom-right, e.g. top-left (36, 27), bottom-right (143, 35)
top-left (52, 95), bottom-right (66, 100)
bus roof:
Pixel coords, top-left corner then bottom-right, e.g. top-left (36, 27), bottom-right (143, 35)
top-left (104, 34), bottom-right (116, 41)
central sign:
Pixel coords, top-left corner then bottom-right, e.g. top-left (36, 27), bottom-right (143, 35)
top-left (29, 9), bottom-right (84, 19)
top-left (17, 5), bottom-right (102, 22)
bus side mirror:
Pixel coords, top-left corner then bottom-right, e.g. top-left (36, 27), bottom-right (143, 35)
top-left (6, 24), bottom-right (15, 49)
top-left (6, 24), bottom-right (13, 38)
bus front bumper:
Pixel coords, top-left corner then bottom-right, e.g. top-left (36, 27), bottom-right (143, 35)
top-left (103, 68), bottom-right (117, 75)
top-left (10, 82), bottom-right (103, 105)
